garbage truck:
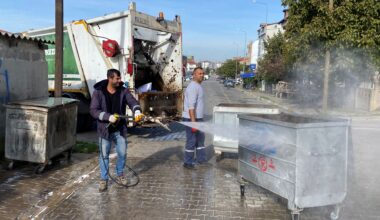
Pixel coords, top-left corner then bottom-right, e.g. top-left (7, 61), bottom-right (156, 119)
top-left (24, 2), bottom-right (183, 130)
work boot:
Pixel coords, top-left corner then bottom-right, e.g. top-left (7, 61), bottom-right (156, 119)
top-left (99, 180), bottom-right (108, 192)
top-left (196, 161), bottom-right (212, 167)
top-left (183, 163), bottom-right (195, 169)
top-left (118, 175), bottom-right (128, 185)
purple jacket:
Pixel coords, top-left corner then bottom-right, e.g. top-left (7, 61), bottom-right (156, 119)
top-left (90, 80), bottom-right (141, 139)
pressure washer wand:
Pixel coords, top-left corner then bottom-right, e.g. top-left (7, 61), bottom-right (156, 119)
top-left (106, 114), bottom-right (171, 132)
top-left (145, 116), bottom-right (171, 132)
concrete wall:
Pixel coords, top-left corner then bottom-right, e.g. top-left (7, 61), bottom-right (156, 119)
top-left (355, 88), bottom-right (371, 111)
top-left (330, 78), bottom-right (380, 111)
top-left (0, 36), bottom-right (48, 158)
top-left (370, 75), bottom-right (380, 111)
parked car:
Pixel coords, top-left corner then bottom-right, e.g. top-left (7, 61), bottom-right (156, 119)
top-left (204, 74), bottom-right (209, 80)
top-left (224, 79), bottom-right (235, 88)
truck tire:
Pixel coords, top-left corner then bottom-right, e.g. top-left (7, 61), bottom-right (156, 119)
top-left (62, 93), bottom-right (93, 132)
top-left (77, 113), bottom-right (94, 132)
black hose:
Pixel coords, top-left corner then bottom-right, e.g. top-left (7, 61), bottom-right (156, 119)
top-left (99, 126), bottom-right (139, 188)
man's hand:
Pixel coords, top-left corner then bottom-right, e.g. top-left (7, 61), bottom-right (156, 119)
top-left (191, 128), bottom-right (197, 133)
top-left (134, 110), bottom-right (144, 123)
top-left (109, 114), bottom-right (118, 123)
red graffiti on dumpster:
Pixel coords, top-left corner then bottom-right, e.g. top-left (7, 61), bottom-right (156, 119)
top-left (251, 154), bottom-right (258, 163)
top-left (251, 154), bottom-right (275, 172)
top-left (259, 157), bottom-right (267, 172)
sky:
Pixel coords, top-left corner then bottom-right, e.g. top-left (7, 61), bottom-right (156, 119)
top-left (0, 0), bottom-right (285, 62)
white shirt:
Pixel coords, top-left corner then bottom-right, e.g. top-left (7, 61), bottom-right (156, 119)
top-left (182, 81), bottom-right (204, 119)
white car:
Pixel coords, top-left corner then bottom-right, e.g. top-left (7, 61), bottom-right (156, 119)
top-left (204, 75), bottom-right (209, 80)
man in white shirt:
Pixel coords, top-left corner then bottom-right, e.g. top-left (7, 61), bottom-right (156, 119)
top-left (182, 67), bottom-right (206, 169)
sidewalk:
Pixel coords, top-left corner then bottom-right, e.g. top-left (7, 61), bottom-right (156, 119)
top-left (237, 86), bottom-right (380, 118)
top-left (0, 152), bottom-right (98, 220)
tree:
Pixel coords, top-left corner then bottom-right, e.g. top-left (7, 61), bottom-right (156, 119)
top-left (256, 32), bottom-right (293, 83)
top-left (205, 67), bottom-right (211, 75)
top-left (217, 59), bottom-right (244, 78)
top-left (282, 0), bottom-right (380, 110)
top-left (282, 0), bottom-right (380, 53)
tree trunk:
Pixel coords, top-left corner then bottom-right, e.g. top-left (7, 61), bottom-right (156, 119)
top-left (322, 49), bottom-right (331, 112)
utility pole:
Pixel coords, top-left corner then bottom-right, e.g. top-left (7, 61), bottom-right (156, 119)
top-left (322, 0), bottom-right (333, 112)
top-left (55, 0), bottom-right (63, 97)
top-left (235, 59), bottom-right (238, 80)
top-left (233, 42), bottom-right (239, 80)
top-left (252, 0), bottom-right (268, 24)
top-left (241, 30), bottom-right (247, 74)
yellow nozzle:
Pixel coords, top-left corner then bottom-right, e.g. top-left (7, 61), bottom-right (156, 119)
top-left (114, 113), bottom-right (120, 120)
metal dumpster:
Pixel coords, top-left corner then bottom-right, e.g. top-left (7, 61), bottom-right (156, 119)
top-left (4, 97), bottom-right (79, 173)
top-left (213, 103), bottom-right (279, 155)
top-left (238, 113), bottom-right (350, 220)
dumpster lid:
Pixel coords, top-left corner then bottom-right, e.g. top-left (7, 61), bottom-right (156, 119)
top-left (216, 103), bottom-right (277, 108)
top-left (5, 97), bottom-right (79, 109)
top-left (238, 113), bottom-right (350, 128)
top-left (214, 103), bottom-right (280, 114)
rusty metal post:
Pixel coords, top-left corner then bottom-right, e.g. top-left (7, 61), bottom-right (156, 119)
top-left (55, 0), bottom-right (63, 97)
top-left (322, 50), bottom-right (331, 112)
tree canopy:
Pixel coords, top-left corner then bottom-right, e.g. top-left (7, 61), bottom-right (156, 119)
top-left (217, 59), bottom-right (244, 78)
top-left (281, 0), bottom-right (380, 78)
top-left (257, 32), bottom-right (293, 82)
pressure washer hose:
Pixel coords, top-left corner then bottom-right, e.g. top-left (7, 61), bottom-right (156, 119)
top-left (100, 115), bottom-right (170, 188)
top-left (99, 128), bottom-right (140, 188)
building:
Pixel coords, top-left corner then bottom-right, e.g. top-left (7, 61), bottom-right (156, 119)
top-left (257, 9), bottom-right (288, 58)
top-left (248, 40), bottom-right (259, 71)
top-left (215, 62), bottom-right (222, 69)
top-left (183, 55), bottom-right (197, 73)
top-left (257, 23), bottom-right (284, 58)
top-left (199, 61), bottom-right (213, 70)
top-left (186, 60), bottom-right (197, 73)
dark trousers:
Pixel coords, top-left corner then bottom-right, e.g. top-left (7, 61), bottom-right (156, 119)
top-left (183, 118), bottom-right (206, 165)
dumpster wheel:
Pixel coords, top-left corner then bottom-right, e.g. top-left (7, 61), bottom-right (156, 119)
top-left (67, 148), bottom-right (73, 162)
top-left (291, 208), bottom-right (303, 220)
top-left (34, 160), bottom-right (51, 174)
top-left (239, 177), bottom-right (249, 197)
top-left (6, 160), bottom-right (14, 170)
top-left (330, 204), bottom-right (341, 220)
top-left (35, 164), bottom-right (46, 174)
top-left (291, 213), bottom-right (300, 220)
top-left (240, 183), bottom-right (245, 197)
top-left (215, 151), bottom-right (224, 162)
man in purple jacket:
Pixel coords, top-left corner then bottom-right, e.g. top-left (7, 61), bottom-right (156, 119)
top-left (90, 68), bottom-right (143, 192)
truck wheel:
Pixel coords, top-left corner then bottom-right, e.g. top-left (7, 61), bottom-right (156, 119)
top-left (62, 93), bottom-right (92, 132)
top-left (77, 114), bottom-right (94, 132)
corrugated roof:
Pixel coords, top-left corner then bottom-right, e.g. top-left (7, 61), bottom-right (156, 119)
top-left (0, 31), bottom-right (54, 44)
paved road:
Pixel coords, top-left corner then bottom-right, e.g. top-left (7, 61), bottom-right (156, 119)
top-left (0, 76), bottom-right (379, 220)
top-left (345, 118), bottom-right (380, 219)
